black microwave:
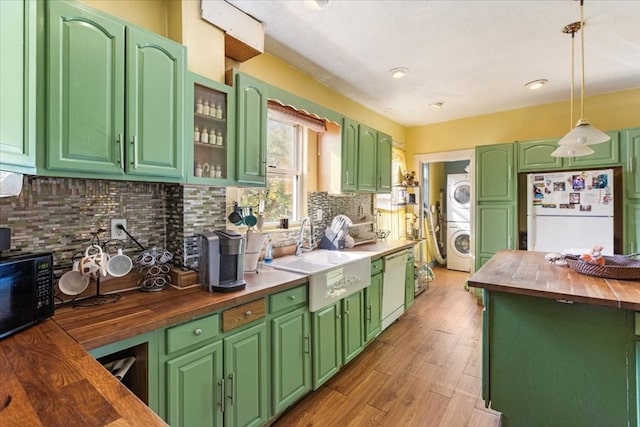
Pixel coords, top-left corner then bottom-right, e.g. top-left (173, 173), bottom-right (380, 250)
top-left (0, 252), bottom-right (54, 339)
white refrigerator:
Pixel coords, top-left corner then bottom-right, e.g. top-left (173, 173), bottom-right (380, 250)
top-left (527, 169), bottom-right (614, 255)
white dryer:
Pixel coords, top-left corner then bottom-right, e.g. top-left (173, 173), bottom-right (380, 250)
top-left (447, 221), bottom-right (471, 272)
top-left (447, 174), bottom-right (471, 222)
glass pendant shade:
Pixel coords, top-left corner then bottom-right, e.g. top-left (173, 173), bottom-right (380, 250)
top-left (550, 142), bottom-right (595, 158)
top-left (558, 118), bottom-right (611, 146)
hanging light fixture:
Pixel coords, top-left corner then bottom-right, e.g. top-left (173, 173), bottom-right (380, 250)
top-left (552, 20), bottom-right (595, 157)
top-left (553, 0), bottom-right (609, 157)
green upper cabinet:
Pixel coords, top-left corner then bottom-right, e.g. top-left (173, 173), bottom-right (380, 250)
top-left (476, 143), bottom-right (515, 201)
top-left (624, 128), bottom-right (640, 199)
top-left (341, 117), bottom-right (358, 192)
top-left (46, 0), bottom-right (184, 181)
top-left (517, 139), bottom-right (563, 172)
top-left (0, 0), bottom-right (37, 174)
top-left (376, 132), bottom-right (393, 193)
top-left (518, 132), bottom-right (621, 173)
top-left (125, 26), bottom-right (184, 178)
top-left (185, 72), bottom-right (236, 185)
top-left (357, 125), bottom-right (378, 192)
top-left (234, 72), bottom-right (268, 186)
top-left (566, 131), bottom-right (620, 168)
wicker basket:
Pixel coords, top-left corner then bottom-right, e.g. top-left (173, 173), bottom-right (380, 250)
top-left (564, 255), bottom-right (640, 280)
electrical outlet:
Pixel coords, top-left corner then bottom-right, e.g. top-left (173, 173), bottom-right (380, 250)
top-left (110, 218), bottom-right (127, 240)
top-left (316, 208), bottom-right (323, 221)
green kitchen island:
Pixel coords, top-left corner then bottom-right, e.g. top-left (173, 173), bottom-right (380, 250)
top-left (469, 249), bottom-right (640, 427)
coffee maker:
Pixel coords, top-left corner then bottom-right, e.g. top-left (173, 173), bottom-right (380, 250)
top-left (197, 230), bottom-right (246, 292)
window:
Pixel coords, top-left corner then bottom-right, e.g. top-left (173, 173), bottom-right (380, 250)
top-left (235, 104), bottom-right (312, 225)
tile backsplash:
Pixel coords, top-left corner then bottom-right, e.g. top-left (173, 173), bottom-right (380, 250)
top-left (0, 176), bottom-right (374, 279)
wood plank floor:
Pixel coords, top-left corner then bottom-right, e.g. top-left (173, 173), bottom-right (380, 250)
top-left (272, 266), bottom-right (501, 427)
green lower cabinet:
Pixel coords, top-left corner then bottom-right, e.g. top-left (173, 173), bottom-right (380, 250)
top-left (405, 258), bottom-right (415, 309)
top-left (342, 291), bottom-right (365, 364)
top-left (166, 340), bottom-right (224, 427)
top-left (164, 321), bottom-right (267, 427)
top-left (365, 274), bottom-right (383, 343)
top-left (271, 306), bottom-right (311, 414)
top-left (485, 291), bottom-right (636, 426)
top-left (224, 322), bottom-right (268, 427)
top-left (312, 302), bottom-right (342, 389)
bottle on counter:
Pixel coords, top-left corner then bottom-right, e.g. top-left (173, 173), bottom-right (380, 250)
top-left (264, 236), bottom-right (273, 264)
top-left (201, 127), bottom-right (209, 144)
top-left (203, 100), bottom-right (210, 116)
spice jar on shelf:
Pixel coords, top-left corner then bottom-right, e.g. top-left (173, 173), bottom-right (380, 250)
top-left (215, 104), bottom-right (223, 119)
top-left (195, 98), bottom-right (203, 114)
top-left (214, 164), bottom-right (222, 178)
top-left (203, 100), bottom-right (210, 116)
top-left (209, 128), bottom-right (216, 145)
top-left (216, 131), bottom-right (223, 146)
top-left (210, 103), bottom-right (218, 118)
top-left (201, 127), bottom-right (209, 144)
top-left (194, 126), bottom-right (200, 143)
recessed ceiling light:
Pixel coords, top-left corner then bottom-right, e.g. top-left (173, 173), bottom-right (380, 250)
top-left (429, 101), bottom-right (445, 109)
top-left (303, 0), bottom-right (329, 11)
top-left (525, 79), bottom-right (548, 90)
top-left (389, 67), bottom-right (409, 79)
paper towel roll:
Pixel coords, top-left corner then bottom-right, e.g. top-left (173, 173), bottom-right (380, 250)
top-left (0, 171), bottom-right (23, 197)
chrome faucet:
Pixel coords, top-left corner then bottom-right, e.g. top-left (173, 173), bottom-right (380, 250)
top-left (295, 217), bottom-right (315, 256)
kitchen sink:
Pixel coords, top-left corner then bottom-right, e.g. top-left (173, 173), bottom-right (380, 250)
top-left (269, 250), bottom-right (371, 312)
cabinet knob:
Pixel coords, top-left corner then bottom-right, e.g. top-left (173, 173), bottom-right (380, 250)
top-left (289, 295), bottom-right (296, 300)
top-left (244, 310), bottom-right (252, 318)
top-left (194, 328), bottom-right (203, 336)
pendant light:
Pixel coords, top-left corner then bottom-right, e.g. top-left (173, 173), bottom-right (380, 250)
top-left (552, 20), bottom-right (595, 157)
top-left (554, 0), bottom-right (609, 157)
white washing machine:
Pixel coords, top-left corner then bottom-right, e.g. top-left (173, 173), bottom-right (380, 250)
top-left (447, 174), bottom-right (471, 222)
top-left (447, 221), bottom-right (471, 272)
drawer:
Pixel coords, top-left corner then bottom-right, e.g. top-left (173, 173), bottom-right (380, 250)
top-left (270, 285), bottom-right (308, 313)
top-left (166, 313), bottom-right (220, 354)
top-left (222, 298), bottom-right (266, 332)
top-left (370, 258), bottom-right (383, 276)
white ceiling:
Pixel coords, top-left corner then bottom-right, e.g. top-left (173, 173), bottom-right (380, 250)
top-left (226, 0), bottom-right (640, 127)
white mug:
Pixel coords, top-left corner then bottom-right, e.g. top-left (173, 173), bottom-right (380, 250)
top-left (80, 245), bottom-right (108, 278)
top-left (58, 261), bottom-right (90, 295)
top-left (106, 248), bottom-right (133, 277)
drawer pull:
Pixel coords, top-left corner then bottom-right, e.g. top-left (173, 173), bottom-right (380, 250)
top-left (244, 310), bottom-right (252, 318)
top-left (194, 328), bottom-right (203, 336)
top-left (289, 295), bottom-right (296, 300)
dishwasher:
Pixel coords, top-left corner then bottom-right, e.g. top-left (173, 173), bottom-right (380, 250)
top-left (381, 250), bottom-right (408, 330)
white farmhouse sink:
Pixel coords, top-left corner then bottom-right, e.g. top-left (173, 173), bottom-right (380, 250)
top-left (269, 250), bottom-right (371, 312)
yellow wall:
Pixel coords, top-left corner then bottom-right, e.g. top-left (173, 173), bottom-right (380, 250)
top-left (406, 88), bottom-right (640, 160)
top-left (80, 0), bottom-right (167, 35)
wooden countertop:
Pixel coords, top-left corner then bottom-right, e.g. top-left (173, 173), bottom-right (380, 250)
top-left (468, 250), bottom-right (640, 310)
top-left (0, 320), bottom-right (167, 427)
top-left (1, 240), bottom-right (416, 427)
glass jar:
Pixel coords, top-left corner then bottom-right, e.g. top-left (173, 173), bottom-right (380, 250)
top-left (195, 98), bottom-right (203, 114)
top-left (216, 131), bottom-right (223, 146)
top-left (209, 103), bottom-right (218, 118)
top-left (194, 126), bottom-right (200, 143)
top-left (203, 100), bottom-right (210, 116)
top-left (209, 128), bottom-right (216, 144)
top-left (201, 127), bottom-right (209, 144)
top-left (215, 104), bottom-right (223, 119)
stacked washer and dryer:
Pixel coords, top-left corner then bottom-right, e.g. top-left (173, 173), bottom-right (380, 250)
top-left (446, 174), bottom-right (471, 272)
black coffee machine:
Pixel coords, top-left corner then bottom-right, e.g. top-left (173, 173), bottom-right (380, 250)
top-left (197, 230), bottom-right (246, 292)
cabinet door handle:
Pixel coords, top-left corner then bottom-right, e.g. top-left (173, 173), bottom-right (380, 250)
top-left (228, 373), bottom-right (235, 405)
top-left (336, 314), bottom-right (341, 319)
top-left (303, 335), bottom-right (310, 356)
top-left (244, 310), bottom-right (252, 318)
top-left (367, 306), bottom-right (371, 322)
top-left (289, 295), bottom-right (296, 300)
top-left (193, 328), bottom-right (202, 336)
top-left (131, 136), bottom-right (138, 168)
top-left (218, 377), bottom-right (225, 412)
top-left (116, 133), bottom-right (123, 165)
top-left (629, 157), bottom-right (634, 174)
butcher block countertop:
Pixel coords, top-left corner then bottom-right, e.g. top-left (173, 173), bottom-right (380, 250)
top-left (0, 240), bottom-right (417, 426)
top-left (469, 249), bottom-right (640, 310)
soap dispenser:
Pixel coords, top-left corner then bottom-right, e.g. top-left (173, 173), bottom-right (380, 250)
top-left (264, 236), bottom-right (273, 264)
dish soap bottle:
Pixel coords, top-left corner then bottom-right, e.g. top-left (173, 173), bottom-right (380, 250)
top-left (264, 236), bottom-right (273, 264)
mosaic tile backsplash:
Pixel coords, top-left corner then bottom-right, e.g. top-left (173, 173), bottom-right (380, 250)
top-left (0, 176), bottom-right (374, 278)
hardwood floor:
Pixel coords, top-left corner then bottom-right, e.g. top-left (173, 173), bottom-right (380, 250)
top-left (272, 266), bottom-right (501, 427)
